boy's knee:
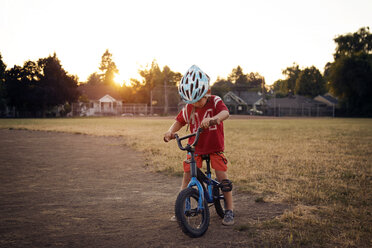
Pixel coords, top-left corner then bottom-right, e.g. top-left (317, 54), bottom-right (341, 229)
top-left (220, 179), bottom-right (233, 192)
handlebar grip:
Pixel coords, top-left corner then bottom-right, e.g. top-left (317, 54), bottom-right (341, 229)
top-left (209, 119), bottom-right (218, 126)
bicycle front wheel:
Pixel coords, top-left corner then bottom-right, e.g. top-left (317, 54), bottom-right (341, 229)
top-left (213, 185), bottom-right (226, 218)
top-left (175, 187), bottom-right (210, 238)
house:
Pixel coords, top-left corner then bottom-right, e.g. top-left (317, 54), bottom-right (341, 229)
top-left (265, 95), bottom-right (329, 116)
top-left (223, 91), bottom-right (248, 114)
top-left (234, 91), bottom-right (264, 111)
top-left (314, 93), bottom-right (338, 107)
top-left (77, 84), bottom-right (123, 116)
top-left (223, 91), bottom-right (264, 114)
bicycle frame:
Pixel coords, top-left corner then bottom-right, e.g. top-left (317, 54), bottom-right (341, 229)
top-left (175, 125), bottom-right (221, 211)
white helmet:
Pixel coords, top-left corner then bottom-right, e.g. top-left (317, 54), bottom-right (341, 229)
top-left (178, 65), bottom-right (210, 104)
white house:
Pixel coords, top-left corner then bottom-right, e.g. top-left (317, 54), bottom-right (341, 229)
top-left (80, 94), bottom-right (122, 116)
top-left (77, 84), bottom-right (123, 116)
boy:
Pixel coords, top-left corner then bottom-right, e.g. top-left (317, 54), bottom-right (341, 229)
top-left (163, 65), bottom-right (234, 226)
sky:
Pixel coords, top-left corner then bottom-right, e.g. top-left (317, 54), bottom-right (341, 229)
top-left (1, 0), bottom-right (372, 86)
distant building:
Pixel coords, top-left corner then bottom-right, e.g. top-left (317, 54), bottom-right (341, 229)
top-left (233, 91), bottom-right (264, 111)
top-left (266, 95), bottom-right (331, 116)
top-left (223, 91), bottom-right (263, 114)
top-left (76, 84), bottom-right (123, 116)
top-left (314, 93), bottom-right (338, 107)
top-left (223, 91), bottom-right (248, 114)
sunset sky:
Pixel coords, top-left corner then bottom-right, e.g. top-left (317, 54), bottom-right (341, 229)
top-left (1, 0), bottom-right (371, 86)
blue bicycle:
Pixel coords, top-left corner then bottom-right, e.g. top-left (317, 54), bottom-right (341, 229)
top-left (174, 124), bottom-right (232, 238)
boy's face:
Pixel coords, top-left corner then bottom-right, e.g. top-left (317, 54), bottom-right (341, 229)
top-left (192, 96), bottom-right (208, 108)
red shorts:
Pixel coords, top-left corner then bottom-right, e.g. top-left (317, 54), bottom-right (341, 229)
top-left (183, 152), bottom-right (228, 172)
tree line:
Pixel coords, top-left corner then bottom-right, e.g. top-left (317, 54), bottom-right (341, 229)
top-left (0, 53), bottom-right (79, 117)
top-left (0, 27), bottom-right (371, 117)
top-left (272, 27), bottom-right (372, 116)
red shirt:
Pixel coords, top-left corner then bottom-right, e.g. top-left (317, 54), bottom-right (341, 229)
top-left (176, 95), bottom-right (229, 155)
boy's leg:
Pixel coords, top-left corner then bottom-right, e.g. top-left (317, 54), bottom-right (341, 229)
top-left (181, 154), bottom-right (202, 190)
top-left (215, 170), bottom-right (234, 210)
top-left (171, 171), bottom-right (191, 221)
top-left (181, 171), bottom-right (191, 190)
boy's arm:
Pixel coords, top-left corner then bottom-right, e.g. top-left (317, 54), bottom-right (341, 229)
top-left (200, 110), bottom-right (229, 129)
top-left (164, 121), bottom-right (183, 142)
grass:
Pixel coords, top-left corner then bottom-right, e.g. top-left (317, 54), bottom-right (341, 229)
top-left (1, 117), bottom-right (371, 247)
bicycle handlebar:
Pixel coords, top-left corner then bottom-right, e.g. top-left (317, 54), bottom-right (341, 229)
top-left (174, 119), bottom-right (218, 151)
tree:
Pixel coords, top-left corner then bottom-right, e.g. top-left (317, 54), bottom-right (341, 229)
top-left (247, 72), bottom-right (265, 91)
top-left (211, 77), bottom-right (234, 98)
top-left (282, 63), bottom-right (301, 94)
top-left (0, 53), bottom-right (7, 113)
top-left (333, 27), bottom-right (372, 59)
top-left (0, 53), bottom-right (6, 82)
top-left (138, 60), bottom-right (182, 107)
top-left (4, 61), bottom-right (43, 116)
top-left (211, 66), bottom-right (266, 97)
top-left (327, 27), bottom-right (372, 116)
top-left (228, 66), bottom-right (246, 85)
top-left (99, 49), bottom-right (119, 85)
top-left (271, 79), bottom-right (289, 97)
top-left (328, 53), bottom-right (372, 115)
top-left (295, 66), bottom-right (326, 98)
top-left (86, 72), bottom-right (103, 85)
top-left (139, 60), bottom-right (162, 90)
top-left (38, 54), bottom-right (79, 112)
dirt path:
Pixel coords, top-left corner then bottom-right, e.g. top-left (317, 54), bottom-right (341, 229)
top-left (0, 129), bottom-right (288, 247)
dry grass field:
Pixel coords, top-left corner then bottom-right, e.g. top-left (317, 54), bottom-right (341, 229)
top-left (1, 117), bottom-right (371, 247)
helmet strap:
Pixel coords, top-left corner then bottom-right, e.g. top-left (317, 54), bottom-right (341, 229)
top-left (186, 105), bottom-right (195, 132)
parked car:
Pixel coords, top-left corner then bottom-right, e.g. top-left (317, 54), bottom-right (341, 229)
top-left (249, 108), bottom-right (263, 115)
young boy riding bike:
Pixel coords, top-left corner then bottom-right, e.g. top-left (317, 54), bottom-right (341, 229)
top-left (164, 65), bottom-right (234, 226)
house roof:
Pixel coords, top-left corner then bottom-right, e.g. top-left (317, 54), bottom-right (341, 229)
top-left (223, 91), bottom-right (247, 105)
top-left (266, 95), bottom-right (323, 108)
top-left (78, 84), bottom-right (123, 101)
top-left (232, 91), bottom-right (263, 105)
top-left (99, 94), bottom-right (118, 102)
top-left (315, 94), bottom-right (338, 105)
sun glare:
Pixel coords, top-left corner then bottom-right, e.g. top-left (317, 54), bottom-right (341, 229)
top-left (113, 73), bottom-right (126, 87)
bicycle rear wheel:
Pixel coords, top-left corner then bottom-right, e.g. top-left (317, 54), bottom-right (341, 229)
top-left (175, 187), bottom-right (210, 238)
top-left (213, 185), bottom-right (226, 218)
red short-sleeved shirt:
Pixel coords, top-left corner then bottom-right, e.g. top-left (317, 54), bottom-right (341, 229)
top-left (176, 95), bottom-right (229, 155)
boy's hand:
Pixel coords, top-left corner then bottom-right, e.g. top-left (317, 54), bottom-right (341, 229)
top-left (200, 117), bottom-right (220, 129)
top-left (163, 131), bottom-right (175, 142)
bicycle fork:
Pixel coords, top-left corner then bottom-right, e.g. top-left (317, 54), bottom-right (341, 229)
top-left (187, 152), bottom-right (205, 211)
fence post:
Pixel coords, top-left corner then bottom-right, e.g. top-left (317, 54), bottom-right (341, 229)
top-left (317, 104), bottom-right (319, 117)
top-left (301, 103), bottom-right (304, 116)
top-left (332, 104), bottom-right (335, 118)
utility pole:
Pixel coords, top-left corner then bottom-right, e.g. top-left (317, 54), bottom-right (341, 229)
top-left (150, 89), bottom-right (153, 115)
top-left (163, 74), bottom-right (168, 115)
top-left (262, 77), bottom-right (266, 115)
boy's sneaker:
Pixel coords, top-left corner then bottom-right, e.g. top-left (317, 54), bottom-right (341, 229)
top-left (222, 210), bottom-right (234, 226)
top-left (170, 215), bottom-right (177, 222)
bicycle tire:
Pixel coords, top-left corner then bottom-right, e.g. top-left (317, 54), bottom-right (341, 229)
top-left (213, 185), bottom-right (226, 218)
top-left (175, 187), bottom-right (210, 238)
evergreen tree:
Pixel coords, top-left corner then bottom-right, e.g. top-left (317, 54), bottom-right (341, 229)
top-left (99, 49), bottom-right (119, 85)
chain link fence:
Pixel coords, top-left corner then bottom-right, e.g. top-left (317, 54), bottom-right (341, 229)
top-left (264, 104), bottom-right (335, 117)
